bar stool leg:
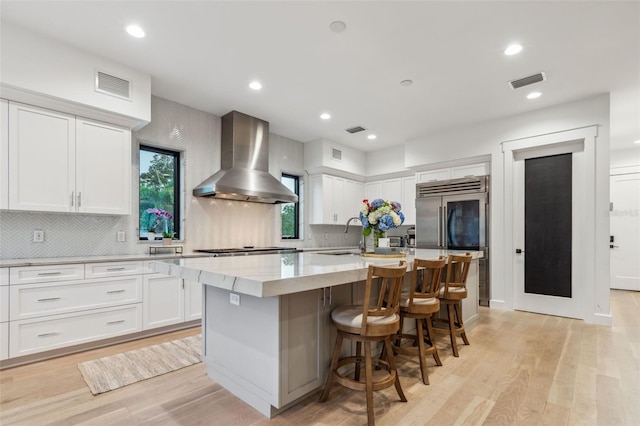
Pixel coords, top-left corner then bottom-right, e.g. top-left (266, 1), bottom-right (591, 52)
top-left (354, 341), bottom-right (362, 381)
top-left (364, 341), bottom-right (375, 426)
top-left (416, 318), bottom-right (429, 385)
top-left (447, 303), bottom-right (459, 357)
top-left (424, 317), bottom-right (442, 366)
top-left (319, 333), bottom-right (343, 402)
top-left (454, 302), bottom-right (470, 345)
top-left (383, 337), bottom-right (407, 402)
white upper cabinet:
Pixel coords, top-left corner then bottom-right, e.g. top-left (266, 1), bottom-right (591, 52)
top-left (6, 102), bottom-right (131, 215)
top-left (364, 181), bottom-right (382, 201)
top-left (417, 162), bottom-right (489, 183)
top-left (309, 174), bottom-right (363, 225)
top-left (417, 168), bottom-right (451, 183)
top-left (76, 118), bottom-right (131, 215)
top-left (402, 176), bottom-right (416, 225)
top-left (1, 99), bottom-right (8, 210)
top-left (450, 162), bottom-right (490, 179)
top-left (8, 102), bottom-right (76, 212)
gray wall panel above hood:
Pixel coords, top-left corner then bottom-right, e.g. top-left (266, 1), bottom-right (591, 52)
top-left (193, 111), bottom-right (298, 204)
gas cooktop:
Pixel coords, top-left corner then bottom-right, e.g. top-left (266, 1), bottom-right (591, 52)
top-left (195, 247), bottom-right (298, 256)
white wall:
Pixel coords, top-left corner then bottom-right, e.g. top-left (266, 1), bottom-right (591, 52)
top-left (304, 139), bottom-right (366, 178)
top-left (404, 94), bottom-right (610, 325)
top-left (611, 147), bottom-right (640, 168)
top-left (365, 145), bottom-right (410, 178)
top-left (0, 21), bottom-right (150, 129)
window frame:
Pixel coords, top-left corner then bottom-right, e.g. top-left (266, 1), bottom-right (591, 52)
top-left (139, 144), bottom-right (181, 240)
top-left (281, 173), bottom-right (300, 240)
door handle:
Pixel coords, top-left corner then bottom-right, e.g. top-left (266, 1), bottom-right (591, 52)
top-left (609, 244), bottom-right (619, 249)
top-left (515, 248), bottom-right (524, 254)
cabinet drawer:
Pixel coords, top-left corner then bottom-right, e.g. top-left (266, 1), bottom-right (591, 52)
top-left (0, 285), bottom-right (8, 323)
top-left (451, 163), bottom-right (489, 179)
top-left (0, 322), bottom-right (8, 360)
top-left (10, 264), bottom-right (84, 285)
top-left (84, 261), bottom-right (143, 278)
top-left (9, 304), bottom-right (142, 358)
top-left (1, 268), bottom-right (8, 286)
top-left (10, 276), bottom-right (142, 321)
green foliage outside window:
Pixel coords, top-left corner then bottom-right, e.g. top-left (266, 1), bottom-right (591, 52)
top-left (140, 146), bottom-right (179, 239)
top-left (281, 174), bottom-right (299, 239)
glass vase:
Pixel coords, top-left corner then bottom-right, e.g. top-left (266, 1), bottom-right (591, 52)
top-left (373, 229), bottom-right (387, 248)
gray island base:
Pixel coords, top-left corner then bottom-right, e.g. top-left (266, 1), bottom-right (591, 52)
top-left (154, 249), bottom-right (483, 418)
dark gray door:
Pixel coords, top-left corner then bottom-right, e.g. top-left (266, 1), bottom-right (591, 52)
top-left (524, 154), bottom-right (572, 297)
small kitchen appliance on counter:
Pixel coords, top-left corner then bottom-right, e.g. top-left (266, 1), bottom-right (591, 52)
top-left (405, 227), bottom-right (416, 247)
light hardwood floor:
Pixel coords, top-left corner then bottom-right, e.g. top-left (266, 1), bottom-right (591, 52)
top-left (1, 289), bottom-right (638, 425)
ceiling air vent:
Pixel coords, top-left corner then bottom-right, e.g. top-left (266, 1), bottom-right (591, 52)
top-left (509, 72), bottom-right (546, 90)
top-left (345, 126), bottom-right (366, 134)
top-left (332, 148), bottom-right (342, 160)
top-left (95, 70), bottom-right (131, 100)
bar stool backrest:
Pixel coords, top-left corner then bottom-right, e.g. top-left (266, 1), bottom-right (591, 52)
top-left (360, 260), bottom-right (407, 335)
top-left (409, 256), bottom-right (447, 312)
top-left (442, 253), bottom-right (473, 299)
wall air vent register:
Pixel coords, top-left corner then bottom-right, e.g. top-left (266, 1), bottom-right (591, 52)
top-left (95, 70), bottom-right (132, 100)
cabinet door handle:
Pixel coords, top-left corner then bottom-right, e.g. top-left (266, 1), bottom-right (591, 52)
top-left (38, 272), bottom-right (62, 276)
top-left (37, 297), bottom-right (61, 302)
top-left (77, 192), bottom-right (82, 207)
top-left (322, 287), bottom-right (326, 306)
top-left (70, 191), bottom-right (75, 207)
top-left (107, 320), bottom-right (125, 325)
top-left (38, 332), bottom-right (60, 338)
top-left (106, 267), bottom-right (126, 271)
top-left (106, 289), bottom-right (125, 294)
top-left (328, 286), bottom-right (332, 305)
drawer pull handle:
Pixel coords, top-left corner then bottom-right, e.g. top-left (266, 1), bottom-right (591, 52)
top-left (107, 290), bottom-right (125, 294)
top-left (37, 272), bottom-right (62, 276)
top-left (107, 320), bottom-right (125, 325)
top-left (38, 332), bottom-right (59, 338)
top-left (37, 297), bottom-right (61, 302)
top-left (106, 267), bottom-right (126, 271)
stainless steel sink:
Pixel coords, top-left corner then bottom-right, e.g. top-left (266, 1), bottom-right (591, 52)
top-left (318, 251), bottom-right (361, 256)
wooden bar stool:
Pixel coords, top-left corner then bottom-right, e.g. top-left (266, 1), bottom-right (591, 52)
top-left (319, 261), bottom-right (408, 426)
top-left (433, 253), bottom-right (473, 357)
top-left (392, 256), bottom-right (446, 385)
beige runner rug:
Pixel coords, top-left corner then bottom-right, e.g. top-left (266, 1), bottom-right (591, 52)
top-left (78, 334), bottom-right (202, 395)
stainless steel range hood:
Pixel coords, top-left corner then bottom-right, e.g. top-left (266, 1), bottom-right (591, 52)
top-left (193, 111), bottom-right (298, 204)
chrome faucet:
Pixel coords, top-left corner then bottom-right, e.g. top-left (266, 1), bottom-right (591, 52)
top-left (344, 216), bottom-right (366, 253)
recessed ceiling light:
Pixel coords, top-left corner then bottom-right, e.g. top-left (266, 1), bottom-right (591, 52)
top-left (504, 44), bottom-right (523, 55)
top-left (400, 79), bottom-right (413, 86)
top-left (320, 113), bottom-right (331, 120)
top-left (367, 134), bottom-right (377, 140)
top-left (330, 21), bottom-right (347, 33)
top-left (126, 25), bottom-right (145, 38)
top-left (249, 81), bottom-right (262, 90)
top-left (527, 91), bottom-right (542, 99)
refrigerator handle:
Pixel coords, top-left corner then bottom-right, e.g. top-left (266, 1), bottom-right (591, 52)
top-left (442, 205), bottom-right (447, 248)
top-left (438, 206), bottom-right (442, 247)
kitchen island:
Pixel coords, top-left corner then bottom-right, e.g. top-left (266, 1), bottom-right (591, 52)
top-left (154, 249), bottom-right (483, 417)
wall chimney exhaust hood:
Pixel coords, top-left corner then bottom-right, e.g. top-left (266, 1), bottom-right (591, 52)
top-left (193, 111), bottom-right (298, 204)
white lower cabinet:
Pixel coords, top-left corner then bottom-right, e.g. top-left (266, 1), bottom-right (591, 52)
top-left (10, 276), bottom-right (142, 321)
top-left (1, 272), bottom-right (8, 360)
top-left (3, 259), bottom-right (202, 362)
top-left (9, 304), bottom-right (142, 358)
top-left (184, 280), bottom-right (203, 321)
top-left (142, 274), bottom-right (185, 330)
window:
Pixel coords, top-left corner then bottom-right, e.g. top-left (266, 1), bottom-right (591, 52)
top-left (139, 145), bottom-right (180, 240)
top-left (281, 174), bottom-right (299, 239)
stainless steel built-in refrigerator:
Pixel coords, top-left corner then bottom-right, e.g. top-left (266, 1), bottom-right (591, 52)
top-left (415, 176), bottom-right (490, 306)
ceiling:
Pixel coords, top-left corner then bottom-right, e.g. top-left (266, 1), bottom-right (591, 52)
top-left (1, 1), bottom-right (638, 152)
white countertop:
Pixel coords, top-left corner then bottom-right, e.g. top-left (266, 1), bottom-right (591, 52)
top-left (153, 248), bottom-right (483, 298)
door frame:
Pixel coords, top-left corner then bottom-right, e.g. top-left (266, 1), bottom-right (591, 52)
top-left (502, 126), bottom-right (610, 324)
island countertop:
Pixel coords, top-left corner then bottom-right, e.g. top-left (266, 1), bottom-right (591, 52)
top-left (153, 248), bottom-right (483, 298)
